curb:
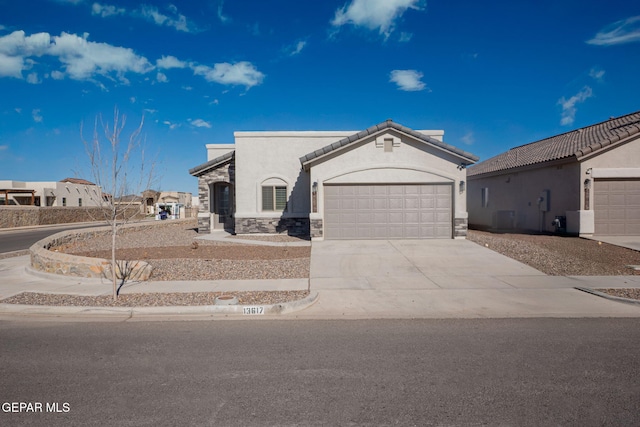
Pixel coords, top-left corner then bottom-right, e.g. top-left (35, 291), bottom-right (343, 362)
top-left (574, 287), bottom-right (640, 306)
top-left (0, 291), bottom-right (319, 319)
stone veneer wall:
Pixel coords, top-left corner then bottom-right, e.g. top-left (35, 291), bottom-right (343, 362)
top-left (310, 218), bottom-right (323, 239)
top-left (454, 217), bottom-right (468, 238)
top-left (0, 206), bottom-right (109, 229)
top-left (28, 220), bottom-right (191, 280)
top-left (196, 161), bottom-right (234, 233)
top-left (235, 217), bottom-right (310, 236)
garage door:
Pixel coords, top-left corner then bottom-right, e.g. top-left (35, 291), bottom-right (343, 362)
top-left (594, 179), bottom-right (640, 235)
top-left (324, 184), bottom-right (452, 239)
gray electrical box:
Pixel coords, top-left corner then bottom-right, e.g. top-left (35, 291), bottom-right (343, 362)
top-left (538, 190), bottom-right (550, 212)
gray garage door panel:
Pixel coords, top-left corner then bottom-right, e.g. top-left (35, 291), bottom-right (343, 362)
top-left (594, 179), bottom-right (640, 235)
top-left (324, 184), bottom-right (452, 240)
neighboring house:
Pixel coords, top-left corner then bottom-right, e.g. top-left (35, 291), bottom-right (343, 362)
top-left (189, 120), bottom-right (478, 240)
top-left (142, 190), bottom-right (193, 214)
top-left (467, 111), bottom-right (640, 236)
top-left (0, 178), bottom-right (103, 207)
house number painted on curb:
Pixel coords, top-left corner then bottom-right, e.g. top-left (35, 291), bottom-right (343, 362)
top-left (243, 306), bottom-right (265, 315)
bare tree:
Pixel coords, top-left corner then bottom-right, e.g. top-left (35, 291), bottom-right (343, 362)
top-left (81, 107), bottom-right (156, 300)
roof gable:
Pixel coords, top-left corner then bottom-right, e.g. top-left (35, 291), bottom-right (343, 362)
top-left (469, 110), bottom-right (640, 177)
top-left (300, 120), bottom-right (478, 169)
top-left (189, 151), bottom-right (234, 177)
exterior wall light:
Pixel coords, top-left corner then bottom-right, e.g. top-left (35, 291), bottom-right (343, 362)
top-left (312, 181), bottom-right (318, 213)
top-left (459, 181), bottom-right (466, 193)
top-left (584, 178), bottom-right (591, 210)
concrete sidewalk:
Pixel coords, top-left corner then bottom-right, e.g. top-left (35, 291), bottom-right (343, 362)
top-left (1, 237), bottom-right (640, 320)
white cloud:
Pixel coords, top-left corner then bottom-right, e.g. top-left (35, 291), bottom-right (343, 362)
top-left (50, 70), bottom-right (65, 80)
top-left (138, 4), bottom-right (195, 33)
top-left (461, 132), bottom-right (474, 145)
top-left (156, 72), bottom-right (168, 82)
top-left (0, 30), bottom-right (154, 83)
top-left (398, 32), bottom-right (413, 42)
top-left (190, 118), bottom-right (211, 128)
top-left (49, 32), bottom-right (154, 81)
top-left (32, 109), bottom-right (42, 123)
top-left (284, 40), bottom-right (307, 56)
top-left (157, 55), bottom-right (187, 69)
top-left (0, 144), bottom-right (8, 151)
top-left (558, 86), bottom-right (593, 126)
top-left (192, 61), bottom-right (264, 89)
top-left (92, 3), bottom-right (126, 18)
top-left (389, 69), bottom-right (426, 91)
top-left (162, 120), bottom-right (179, 130)
top-left (587, 16), bottom-right (640, 46)
top-left (0, 52), bottom-right (24, 77)
top-left (217, 1), bottom-right (230, 23)
top-left (26, 72), bottom-right (40, 84)
top-left (589, 67), bottom-right (605, 82)
top-left (331, 0), bottom-right (425, 39)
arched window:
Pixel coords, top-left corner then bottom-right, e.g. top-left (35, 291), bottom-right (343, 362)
top-left (261, 178), bottom-right (287, 212)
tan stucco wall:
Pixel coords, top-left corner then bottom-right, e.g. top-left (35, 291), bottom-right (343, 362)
top-left (468, 161), bottom-right (581, 232)
top-left (0, 180), bottom-right (103, 207)
top-left (580, 135), bottom-right (640, 206)
top-left (233, 131), bottom-right (356, 219)
top-left (309, 129), bottom-right (468, 222)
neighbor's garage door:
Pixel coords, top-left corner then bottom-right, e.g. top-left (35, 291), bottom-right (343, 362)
top-left (324, 184), bottom-right (452, 239)
top-left (594, 179), bottom-right (640, 235)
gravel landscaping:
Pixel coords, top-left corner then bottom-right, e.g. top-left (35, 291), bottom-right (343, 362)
top-left (467, 229), bottom-right (640, 301)
top-left (3, 221), bottom-right (640, 307)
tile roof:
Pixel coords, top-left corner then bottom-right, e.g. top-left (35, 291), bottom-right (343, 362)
top-left (60, 177), bottom-right (96, 185)
top-left (299, 119), bottom-right (479, 167)
top-left (189, 150), bottom-right (234, 177)
top-left (468, 110), bottom-right (640, 177)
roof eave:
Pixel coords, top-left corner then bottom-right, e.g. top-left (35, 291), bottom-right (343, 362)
top-left (300, 121), bottom-right (479, 169)
top-left (189, 151), bottom-right (234, 177)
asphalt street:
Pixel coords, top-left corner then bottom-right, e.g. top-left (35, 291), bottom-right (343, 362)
top-left (0, 223), bottom-right (107, 253)
top-left (1, 318), bottom-right (640, 426)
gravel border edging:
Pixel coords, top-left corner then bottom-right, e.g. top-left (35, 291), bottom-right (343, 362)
top-left (0, 291), bottom-right (319, 317)
top-left (574, 287), bottom-right (640, 306)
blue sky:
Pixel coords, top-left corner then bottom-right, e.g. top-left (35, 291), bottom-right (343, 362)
top-left (1, 0), bottom-right (639, 195)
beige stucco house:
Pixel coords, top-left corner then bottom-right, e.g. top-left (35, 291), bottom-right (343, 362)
top-left (0, 178), bottom-right (103, 207)
top-left (467, 111), bottom-right (640, 236)
top-left (189, 120), bottom-right (478, 240)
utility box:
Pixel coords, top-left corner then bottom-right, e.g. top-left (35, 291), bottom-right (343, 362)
top-left (538, 190), bottom-right (550, 212)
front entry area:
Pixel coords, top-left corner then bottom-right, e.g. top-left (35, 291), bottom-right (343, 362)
top-left (210, 182), bottom-right (232, 230)
top-left (323, 184), bottom-right (453, 240)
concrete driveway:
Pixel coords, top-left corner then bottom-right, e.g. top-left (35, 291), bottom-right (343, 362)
top-left (303, 239), bottom-right (640, 319)
top-left (310, 239), bottom-right (546, 290)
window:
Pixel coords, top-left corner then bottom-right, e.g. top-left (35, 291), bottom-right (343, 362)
top-left (481, 188), bottom-right (489, 208)
top-left (78, 198), bottom-right (82, 207)
top-left (62, 197), bottom-right (67, 207)
top-left (262, 186), bottom-right (287, 211)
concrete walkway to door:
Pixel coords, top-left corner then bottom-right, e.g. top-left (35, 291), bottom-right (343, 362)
top-left (298, 239), bottom-right (640, 319)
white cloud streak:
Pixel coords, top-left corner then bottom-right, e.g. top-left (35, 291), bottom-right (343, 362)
top-left (285, 40), bottom-right (307, 57)
top-left (157, 55), bottom-right (187, 69)
top-left (32, 109), bottom-right (43, 123)
top-left (91, 3), bottom-right (126, 18)
top-left (192, 61), bottom-right (264, 89)
top-left (589, 67), bottom-right (605, 82)
top-left (190, 118), bottom-right (212, 128)
top-left (558, 86), bottom-right (593, 126)
top-left (0, 30), bottom-right (153, 83)
top-left (138, 4), bottom-right (195, 33)
top-left (389, 69), bottom-right (426, 91)
top-left (587, 16), bottom-right (640, 46)
top-left (461, 132), bottom-right (474, 145)
top-left (331, 0), bottom-right (425, 39)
